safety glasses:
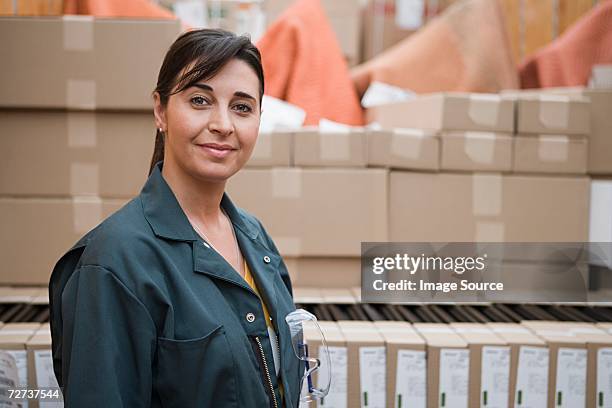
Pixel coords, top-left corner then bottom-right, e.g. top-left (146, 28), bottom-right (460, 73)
top-left (285, 309), bottom-right (331, 403)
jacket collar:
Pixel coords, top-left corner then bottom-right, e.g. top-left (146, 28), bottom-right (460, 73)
top-left (141, 161), bottom-right (258, 242)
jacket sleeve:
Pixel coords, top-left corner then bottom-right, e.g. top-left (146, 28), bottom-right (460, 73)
top-left (59, 265), bottom-right (156, 407)
top-left (256, 220), bottom-right (294, 298)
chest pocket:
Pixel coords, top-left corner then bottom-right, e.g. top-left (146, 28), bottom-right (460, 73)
top-left (154, 325), bottom-right (238, 408)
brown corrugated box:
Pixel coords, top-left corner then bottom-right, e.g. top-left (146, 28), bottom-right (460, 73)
top-left (440, 131), bottom-right (513, 172)
top-left (0, 16), bottom-right (180, 110)
top-left (389, 171), bottom-right (589, 242)
top-left (487, 323), bottom-right (548, 408)
top-left (543, 87), bottom-right (612, 175)
top-left (284, 257), bottom-right (361, 288)
top-left (367, 128), bottom-right (439, 171)
top-left (374, 321), bottom-right (426, 408)
top-left (0, 197), bottom-right (127, 284)
top-left (337, 321), bottom-right (386, 408)
top-left (293, 127), bottom-right (367, 167)
top-left (313, 321), bottom-right (348, 408)
top-left (366, 93), bottom-right (515, 133)
top-left (361, 0), bottom-right (417, 61)
top-left (0, 110), bottom-right (154, 198)
top-left (513, 135), bottom-right (588, 175)
top-left (451, 323), bottom-right (509, 408)
top-left (292, 287), bottom-right (324, 305)
top-left (413, 323), bottom-right (469, 408)
top-left (227, 168), bottom-right (388, 256)
top-left (247, 130), bottom-right (292, 167)
top-left (522, 321), bottom-right (588, 408)
top-left (516, 94), bottom-right (590, 135)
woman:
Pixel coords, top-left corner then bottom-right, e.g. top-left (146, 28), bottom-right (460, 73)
top-left (49, 29), bottom-right (302, 407)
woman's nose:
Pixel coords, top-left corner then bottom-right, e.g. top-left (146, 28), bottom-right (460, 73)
top-left (207, 107), bottom-right (234, 136)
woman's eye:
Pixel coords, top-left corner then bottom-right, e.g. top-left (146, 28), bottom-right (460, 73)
top-left (233, 104), bottom-right (252, 113)
top-left (191, 96), bottom-right (208, 106)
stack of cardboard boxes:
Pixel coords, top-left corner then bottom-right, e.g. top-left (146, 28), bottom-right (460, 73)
top-left (0, 17), bottom-right (181, 284)
top-left (294, 316), bottom-right (612, 408)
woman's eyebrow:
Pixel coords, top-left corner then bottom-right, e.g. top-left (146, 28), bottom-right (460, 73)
top-left (190, 84), bottom-right (255, 102)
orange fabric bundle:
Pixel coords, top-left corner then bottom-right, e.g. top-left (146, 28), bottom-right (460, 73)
top-left (520, 0), bottom-right (612, 89)
top-left (257, 0), bottom-right (364, 125)
top-left (351, 0), bottom-right (518, 98)
top-left (63, 0), bottom-right (175, 18)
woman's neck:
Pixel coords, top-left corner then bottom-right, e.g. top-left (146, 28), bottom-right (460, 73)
top-left (161, 159), bottom-right (226, 228)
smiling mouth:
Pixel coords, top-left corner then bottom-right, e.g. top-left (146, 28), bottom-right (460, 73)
top-left (197, 143), bottom-right (237, 159)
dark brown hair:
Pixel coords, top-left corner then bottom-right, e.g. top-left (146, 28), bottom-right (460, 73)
top-left (148, 28), bottom-right (265, 175)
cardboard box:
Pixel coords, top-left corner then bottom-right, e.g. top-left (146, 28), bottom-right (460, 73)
top-left (27, 332), bottom-right (60, 408)
top-left (264, 0), bottom-right (362, 65)
top-left (0, 110), bottom-right (154, 198)
top-left (487, 323), bottom-right (549, 408)
top-left (0, 323), bottom-right (38, 394)
top-left (521, 321), bottom-right (588, 408)
top-left (581, 89), bottom-right (612, 175)
top-left (291, 287), bottom-right (323, 305)
top-left (366, 128), bottom-right (439, 171)
top-left (319, 288), bottom-right (358, 304)
top-left (516, 95), bottom-right (591, 135)
top-left (0, 286), bottom-right (42, 303)
top-left (285, 257), bottom-right (361, 288)
top-left (374, 321), bottom-right (426, 408)
top-left (0, 16), bottom-right (180, 110)
top-left (366, 93), bottom-right (515, 133)
top-left (227, 168), bottom-right (388, 256)
top-left (310, 321), bottom-right (348, 408)
top-left (513, 135), bottom-right (588, 175)
top-left (413, 323), bottom-right (469, 408)
top-left (559, 323), bottom-right (612, 408)
top-left (451, 323), bottom-right (510, 408)
top-left (0, 197), bottom-right (127, 284)
top-left (293, 128), bottom-right (367, 168)
top-left (440, 131), bottom-right (513, 172)
top-left (389, 172), bottom-right (589, 242)
top-left (337, 321), bottom-right (386, 408)
top-left (589, 180), bottom-right (612, 269)
top-left (549, 89), bottom-right (612, 175)
top-left (247, 130), bottom-right (292, 167)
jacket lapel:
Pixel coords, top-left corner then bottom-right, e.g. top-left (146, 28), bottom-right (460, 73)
top-left (142, 162), bottom-right (282, 325)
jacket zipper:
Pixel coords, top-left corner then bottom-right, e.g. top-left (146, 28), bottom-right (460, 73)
top-left (253, 336), bottom-right (279, 408)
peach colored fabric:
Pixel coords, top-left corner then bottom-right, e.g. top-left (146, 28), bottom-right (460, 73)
top-left (351, 0), bottom-right (518, 98)
top-left (63, 0), bottom-right (175, 18)
top-left (520, 0), bottom-right (612, 89)
top-left (257, 0), bottom-right (364, 125)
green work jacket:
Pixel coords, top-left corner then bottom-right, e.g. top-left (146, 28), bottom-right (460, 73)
top-left (49, 161), bottom-right (303, 407)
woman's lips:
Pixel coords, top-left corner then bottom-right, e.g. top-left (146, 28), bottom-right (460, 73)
top-left (198, 143), bottom-right (236, 159)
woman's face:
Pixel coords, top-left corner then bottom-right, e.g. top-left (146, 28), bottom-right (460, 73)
top-left (155, 58), bottom-right (261, 183)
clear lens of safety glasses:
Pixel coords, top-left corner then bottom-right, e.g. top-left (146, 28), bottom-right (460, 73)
top-left (285, 309), bottom-right (331, 403)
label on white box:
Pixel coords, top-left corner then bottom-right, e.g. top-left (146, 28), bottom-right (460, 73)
top-left (4, 350), bottom-right (28, 408)
top-left (318, 346), bottom-right (348, 408)
top-left (359, 346), bottom-right (386, 408)
top-left (597, 348), bottom-right (612, 408)
top-left (481, 346), bottom-right (510, 408)
top-left (555, 348), bottom-right (586, 408)
top-left (34, 350), bottom-right (63, 408)
top-left (515, 346), bottom-right (549, 408)
top-left (395, 349), bottom-right (426, 408)
top-left (439, 348), bottom-right (470, 408)
top-left (0, 351), bottom-right (20, 406)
